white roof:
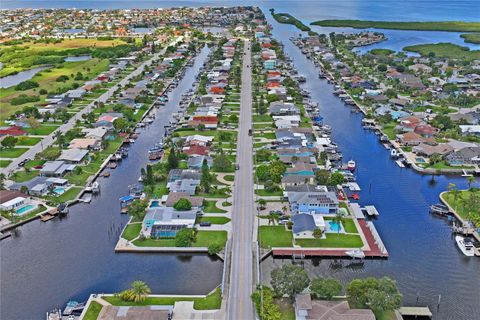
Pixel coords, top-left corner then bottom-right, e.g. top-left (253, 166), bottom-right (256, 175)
top-left (313, 215), bottom-right (325, 228)
top-left (1, 196), bottom-right (25, 207)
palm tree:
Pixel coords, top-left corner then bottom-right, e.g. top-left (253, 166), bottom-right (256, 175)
top-left (0, 173), bottom-right (6, 190)
top-left (448, 183), bottom-right (459, 210)
top-left (130, 281), bottom-right (151, 302)
top-left (467, 176), bottom-right (476, 190)
top-left (333, 211), bottom-right (345, 239)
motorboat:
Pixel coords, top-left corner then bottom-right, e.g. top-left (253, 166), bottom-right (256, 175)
top-left (347, 160), bottom-right (356, 172)
top-left (345, 249), bottom-right (365, 259)
top-left (63, 300), bottom-right (85, 316)
top-left (429, 204), bottom-right (450, 215)
top-left (46, 309), bottom-right (61, 320)
top-left (455, 236), bottom-right (475, 257)
top-left (390, 149), bottom-right (399, 158)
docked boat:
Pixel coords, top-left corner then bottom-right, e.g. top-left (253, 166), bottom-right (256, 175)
top-left (46, 309), bottom-right (61, 320)
top-left (455, 236), bottom-right (475, 257)
top-left (429, 204), bottom-right (450, 215)
top-left (345, 249), bottom-right (365, 259)
top-left (347, 160), bottom-right (356, 172)
top-left (390, 149), bottom-right (399, 158)
top-left (63, 300), bottom-right (85, 316)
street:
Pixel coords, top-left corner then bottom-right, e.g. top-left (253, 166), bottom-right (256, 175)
top-left (227, 39), bottom-right (255, 320)
top-left (1, 39), bottom-right (179, 176)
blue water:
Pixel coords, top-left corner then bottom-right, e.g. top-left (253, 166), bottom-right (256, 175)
top-left (328, 221), bottom-right (341, 233)
top-left (150, 200), bottom-right (160, 208)
top-left (15, 205), bottom-right (35, 215)
top-left (261, 12), bottom-right (480, 320)
top-left (54, 187), bottom-right (66, 195)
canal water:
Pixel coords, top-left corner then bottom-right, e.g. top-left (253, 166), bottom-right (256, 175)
top-left (260, 15), bottom-right (480, 320)
top-left (0, 66), bottom-right (49, 89)
top-left (0, 45), bottom-right (223, 320)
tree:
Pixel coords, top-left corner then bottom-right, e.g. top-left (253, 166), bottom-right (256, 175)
top-left (313, 228), bottom-right (323, 239)
top-left (213, 152), bottom-right (232, 172)
top-left (173, 198), bottom-right (192, 211)
top-left (467, 176), bottom-right (476, 190)
top-left (128, 199), bottom-right (148, 221)
top-left (429, 153), bottom-right (442, 165)
top-left (208, 243), bottom-right (223, 255)
top-left (346, 277), bottom-right (402, 311)
top-left (270, 264), bottom-right (310, 299)
top-left (0, 173), bottom-right (6, 190)
top-left (258, 198), bottom-right (267, 210)
top-left (328, 172), bottom-right (345, 186)
top-left (118, 281), bottom-right (151, 302)
top-left (251, 286), bottom-right (282, 320)
top-left (315, 169), bottom-right (330, 185)
top-left (200, 159), bottom-right (211, 193)
top-left (333, 211), bottom-right (345, 239)
top-left (26, 117), bottom-right (40, 131)
top-left (1, 136), bottom-right (18, 149)
top-left (53, 131), bottom-right (65, 148)
top-left (377, 64), bottom-right (387, 72)
top-left (311, 278), bottom-right (342, 300)
top-left (447, 183), bottom-right (459, 209)
top-left (175, 228), bottom-right (194, 247)
top-left (167, 147), bottom-right (179, 170)
top-left (113, 118), bottom-right (129, 131)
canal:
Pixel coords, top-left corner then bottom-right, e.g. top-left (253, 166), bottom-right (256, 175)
top-left (0, 45), bottom-right (224, 320)
top-left (260, 16), bottom-right (480, 320)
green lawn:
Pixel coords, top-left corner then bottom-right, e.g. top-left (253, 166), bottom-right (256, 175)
top-left (121, 223), bottom-right (142, 241)
top-left (198, 216), bottom-right (231, 225)
top-left (24, 159), bottom-right (46, 169)
top-left (0, 160), bottom-right (12, 168)
top-left (44, 186), bottom-right (82, 204)
top-left (419, 160), bottom-right (473, 170)
top-left (103, 287), bottom-right (222, 310)
top-left (310, 20), bottom-right (480, 32)
top-left (255, 189), bottom-right (284, 197)
top-left (194, 231), bottom-right (227, 247)
top-left (11, 170), bottom-right (39, 182)
top-left (259, 226), bottom-right (293, 248)
top-left (324, 217), bottom-right (358, 234)
top-left (133, 238), bottom-right (176, 247)
top-left (82, 301), bottom-right (103, 320)
top-left (1, 147), bottom-right (28, 158)
top-left (24, 125), bottom-right (60, 135)
top-left (374, 310), bottom-right (397, 320)
top-left (203, 200), bottom-right (227, 213)
top-left (1, 204), bottom-right (47, 222)
top-left (253, 115), bottom-right (273, 122)
top-left (296, 234), bottom-right (363, 248)
top-left (16, 136), bottom-right (42, 146)
top-left (442, 190), bottom-right (480, 224)
top-left (223, 175), bottom-right (234, 182)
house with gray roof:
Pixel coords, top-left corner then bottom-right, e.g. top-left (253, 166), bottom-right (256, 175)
top-left (40, 160), bottom-right (76, 177)
top-left (167, 179), bottom-right (200, 195)
top-left (58, 148), bottom-right (89, 163)
top-left (291, 213), bottom-right (325, 238)
top-left (187, 155), bottom-right (213, 169)
top-left (288, 191), bottom-right (338, 215)
top-left (167, 169), bottom-right (201, 183)
top-left (445, 146), bottom-right (480, 166)
top-left (142, 207), bottom-right (197, 238)
top-left (269, 101), bottom-right (300, 116)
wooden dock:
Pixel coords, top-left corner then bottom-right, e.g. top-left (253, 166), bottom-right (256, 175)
top-left (40, 208), bottom-right (59, 222)
top-left (398, 306), bottom-right (432, 318)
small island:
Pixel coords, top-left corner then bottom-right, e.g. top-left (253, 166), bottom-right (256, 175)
top-left (310, 20), bottom-right (480, 32)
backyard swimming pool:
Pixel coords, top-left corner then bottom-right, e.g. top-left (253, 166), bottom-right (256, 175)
top-left (54, 187), bottom-right (66, 195)
top-left (150, 200), bottom-right (160, 208)
top-left (15, 205), bottom-right (35, 215)
top-left (327, 221), bottom-right (343, 233)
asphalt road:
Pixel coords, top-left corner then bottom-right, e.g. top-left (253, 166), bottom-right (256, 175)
top-left (1, 40), bottom-right (178, 176)
top-left (227, 39), bottom-right (255, 320)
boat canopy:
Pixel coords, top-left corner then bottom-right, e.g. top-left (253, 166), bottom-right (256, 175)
top-left (119, 195), bottom-right (135, 202)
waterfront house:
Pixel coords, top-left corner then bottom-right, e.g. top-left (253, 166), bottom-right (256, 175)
top-left (40, 160), bottom-right (75, 177)
top-left (182, 145), bottom-right (209, 156)
top-left (294, 294), bottom-right (375, 320)
top-left (281, 174), bottom-right (316, 187)
top-left (288, 190), bottom-right (338, 215)
top-left (167, 169), bottom-right (201, 183)
top-left (185, 135), bottom-right (214, 146)
top-left (164, 192), bottom-right (204, 210)
top-left (414, 124), bottom-right (438, 138)
top-left (269, 101), bottom-right (300, 116)
top-left (58, 148), bottom-right (89, 164)
top-left (0, 190), bottom-right (35, 214)
top-left (285, 163), bottom-right (317, 176)
top-left (167, 179), bottom-right (200, 195)
top-left (142, 207), bottom-right (197, 237)
top-left (9, 177), bottom-right (68, 196)
top-left (187, 155), bottom-right (213, 169)
top-left (459, 125), bottom-right (480, 136)
top-left (291, 213), bottom-right (325, 239)
top-left (263, 59), bottom-right (277, 70)
top-left (412, 143), bottom-right (454, 157)
top-left (397, 132), bottom-right (436, 146)
top-left (69, 138), bottom-right (101, 150)
top-left (445, 146), bottom-right (480, 166)
top-left (82, 127), bottom-right (109, 140)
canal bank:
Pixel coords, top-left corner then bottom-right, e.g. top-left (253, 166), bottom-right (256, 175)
top-left (0, 45), bottom-right (224, 320)
top-left (262, 14), bottom-right (480, 320)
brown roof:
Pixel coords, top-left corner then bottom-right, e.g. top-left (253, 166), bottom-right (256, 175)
top-left (0, 190), bottom-right (28, 204)
top-left (165, 192), bottom-right (204, 207)
top-left (304, 300), bottom-right (375, 320)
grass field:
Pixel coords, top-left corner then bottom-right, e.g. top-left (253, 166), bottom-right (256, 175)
top-left (198, 216), bottom-right (231, 224)
top-left (16, 136), bottom-right (42, 146)
top-left (310, 20), bottom-right (480, 32)
top-left (203, 200), bottom-right (227, 213)
top-left (133, 231), bottom-right (227, 248)
top-left (296, 234), bottom-right (364, 248)
top-left (82, 301), bottom-right (103, 320)
top-left (103, 288), bottom-right (222, 310)
top-left (259, 226), bottom-right (293, 248)
top-left (121, 223), bottom-right (142, 241)
top-left (0, 160), bottom-right (12, 167)
top-left (1, 147), bottom-right (29, 158)
top-left (24, 125), bottom-right (60, 135)
top-left (403, 43), bottom-right (480, 60)
top-left (441, 190), bottom-right (480, 224)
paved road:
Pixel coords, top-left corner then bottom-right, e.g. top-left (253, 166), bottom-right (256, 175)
top-left (1, 39), bottom-right (178, 176)
top-left (227, 39), bottom-right (255, 320)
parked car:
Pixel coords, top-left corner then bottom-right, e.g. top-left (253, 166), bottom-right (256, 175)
top-left (199, 221), bottom-right (211, 227)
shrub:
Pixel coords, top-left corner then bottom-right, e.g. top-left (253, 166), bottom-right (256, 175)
top-left (15, 80), bottom-right (39, 91)
top-left (11, 94), bottom-right (39, 106)
top-left (208, 243), bottom-right (223, 255)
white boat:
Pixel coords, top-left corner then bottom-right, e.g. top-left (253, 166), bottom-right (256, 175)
top-left (347, 160), bottom-right (356, 172)
top-left (390, 149), bottom-right (398, 158)
top-left (46, 309), bottom-right (61, 320)
top-left (455, 236), bottom-right (475, 257)
top-left (345, 249), bottom-right (365, 259)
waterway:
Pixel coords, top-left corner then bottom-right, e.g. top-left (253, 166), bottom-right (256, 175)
top-left (0, 66), bottom-right (48, 89)
top-left (260, 15), bottom-right (480, 320)
top-left (0, 45), bottom-right (223, 320)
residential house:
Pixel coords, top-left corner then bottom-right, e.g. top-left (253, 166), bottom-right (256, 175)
top-left (167, 169), bottom-right (201, 183)
top-left (446, 146), bottom-right (480, 166)
top-left (164, 192), bottom-right (204, 210)
top-left (291, 214), bottom-right (325, 239)
top-left (294, 294), bottom-right (375, 320)
top-left (58, 148), bottom-right (89, 164)
top-left (288, 191), bottom-right (338, 215)
top-left (167, 179), bottom-right (200, 195)
top-left (142, 207), bottom-right (197, 237)
top-left (40, 160), bottom-right (75, 177)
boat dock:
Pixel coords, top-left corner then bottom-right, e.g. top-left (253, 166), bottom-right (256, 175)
top-left (364, 205), bottom-right (380, 217)
top-left (397, 306), bottom-right (432, 319)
